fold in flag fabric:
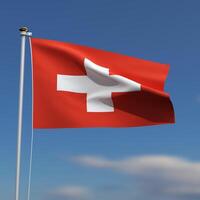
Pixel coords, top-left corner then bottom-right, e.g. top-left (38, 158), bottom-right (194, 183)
top-left (30, 38), bottom-right (175, 128)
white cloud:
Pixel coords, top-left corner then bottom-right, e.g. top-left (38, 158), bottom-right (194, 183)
top-left (51, 185), bottom-right (91, 199)
top-left (72, 155), bottom-right (200, 198)
top-left (72, 155), bottom-right (112, 168)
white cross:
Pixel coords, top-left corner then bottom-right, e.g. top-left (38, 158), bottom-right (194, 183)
top-left (57, 58), bottom-right (141, 112)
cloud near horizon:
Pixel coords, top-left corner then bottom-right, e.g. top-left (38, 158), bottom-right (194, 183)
top-left (50, 185), bottom-right (91, 200)
top-left (71, 155), bottom-right (200, 199)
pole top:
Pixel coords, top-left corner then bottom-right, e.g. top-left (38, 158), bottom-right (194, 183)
top-left (19, 26), bottom-right (29, 32)
top-left (19, 26), bottom-right (32, 37)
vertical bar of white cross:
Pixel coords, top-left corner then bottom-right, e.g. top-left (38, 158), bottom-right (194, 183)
top-left (15, 27), bottom-right (32, 200)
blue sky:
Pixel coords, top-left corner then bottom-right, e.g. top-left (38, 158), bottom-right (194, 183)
top-left (0, 0), bottom-right (200, 200)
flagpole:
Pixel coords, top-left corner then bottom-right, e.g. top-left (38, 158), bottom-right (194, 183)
top-left (15, 27), bottom-right (32, 200)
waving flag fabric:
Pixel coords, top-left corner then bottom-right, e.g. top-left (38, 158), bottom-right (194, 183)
top-left (30, 38), bottom-right (175, 128)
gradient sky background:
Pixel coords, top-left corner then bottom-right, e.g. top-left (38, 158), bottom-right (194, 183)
top-left (1, 0), bottom-right (200, 200)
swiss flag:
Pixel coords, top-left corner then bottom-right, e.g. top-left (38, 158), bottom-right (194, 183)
top-left (30, 38), bottom-right (175, 128)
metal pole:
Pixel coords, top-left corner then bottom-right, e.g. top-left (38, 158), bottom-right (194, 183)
top-left (15, 27), bottom-right (31, 200)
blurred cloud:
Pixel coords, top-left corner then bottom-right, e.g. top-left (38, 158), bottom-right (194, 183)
top-left (72, 155), bottom-right (200, 199)
top-left (197, 95), bottom-right (200, 103)
top-left (50, 185), bottom-right (91, 200)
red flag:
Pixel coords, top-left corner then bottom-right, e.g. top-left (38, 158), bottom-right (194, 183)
top-left (30, 38), bottom-right (175, 128)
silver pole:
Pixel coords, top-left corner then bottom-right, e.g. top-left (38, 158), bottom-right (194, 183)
top-left (15, 27), bottom-right (31, 200)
